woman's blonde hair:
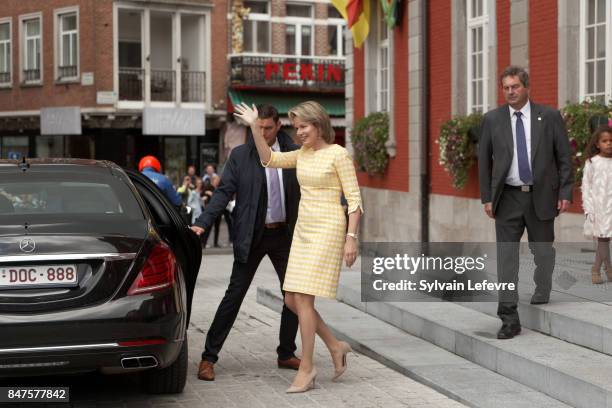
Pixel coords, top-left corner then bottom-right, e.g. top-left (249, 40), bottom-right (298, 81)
top-left (288, 101), bottom-right (335, 144)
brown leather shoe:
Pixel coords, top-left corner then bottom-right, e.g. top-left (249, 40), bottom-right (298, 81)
top-left (198, 360), bottom-right (215, 381)
top-left (277, 356), bottom-right (301, 370)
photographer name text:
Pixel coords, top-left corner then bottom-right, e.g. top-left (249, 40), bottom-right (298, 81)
top-left (372, 279), bottom-right (515, 292)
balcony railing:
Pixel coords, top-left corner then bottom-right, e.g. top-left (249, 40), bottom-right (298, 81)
top-left (181, 71), bottom-right (206, 103)
top-left (58, 65), bottom-right (78, 79)
top-left (229, 54), bottom-right (345, 91)
top-left (0, 72), bottom-right (10, 84)
top-left (23, 69), bottom-right (41, 82)
top-left (118, 68), bottom-right (206, 104)
top-left (119, 67), bottom-right (144, 101)
top-left (151, 69), bottom-right (175, 102)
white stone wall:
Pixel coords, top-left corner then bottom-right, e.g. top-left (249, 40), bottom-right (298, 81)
top-left (360, 187), bottom-right (420, 242)
top-left (429, 194), bottom-right (589, 243)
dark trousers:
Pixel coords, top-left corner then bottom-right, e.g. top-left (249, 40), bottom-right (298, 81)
top-left (495, 187), bottom-right (555, 324)
top-left (202, 210), bottom-right (233, 247)
top-left (202, 227), bottom-right (299, 362)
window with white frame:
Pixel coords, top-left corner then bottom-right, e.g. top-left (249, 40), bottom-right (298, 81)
top-left (327, 6), bottom-right (345, 57)
top-left (243, 0), bottom-right (270, 53)
top-left (0, 21), bottom-right (10, 85)
top-left (467, 0), bottom-right (488, 113)
top-left (377, 5), bottom-right (390, 112)
top-left (22, 17), bottom-right (41, 82)
top-left (285, 3), bottom-right (313, 56)
top-left (57, 10), bottom-right (79, 79)
top-left (580, 0), bottom-right (610, 103)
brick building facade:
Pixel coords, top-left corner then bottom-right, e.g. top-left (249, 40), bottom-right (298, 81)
top-left (348, 0), bottom-right (598, 242)
top-left (0, 0), bottom-right (228, 186)
top-left (226, 0), bottom-right (347, 145)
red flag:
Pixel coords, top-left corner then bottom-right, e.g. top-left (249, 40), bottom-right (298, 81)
top-left (346, 0), bottom-right (363, 28)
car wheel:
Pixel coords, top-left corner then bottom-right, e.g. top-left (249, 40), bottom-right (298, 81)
top-left (143, 338), bottom-right (188, 394)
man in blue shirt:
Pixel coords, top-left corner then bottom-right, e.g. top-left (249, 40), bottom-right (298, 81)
top-left (139, 156), bottom-right (182, 207)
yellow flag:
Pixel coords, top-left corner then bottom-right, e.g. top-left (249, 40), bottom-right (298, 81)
top-left (331, 0), bottom-right (371, 48)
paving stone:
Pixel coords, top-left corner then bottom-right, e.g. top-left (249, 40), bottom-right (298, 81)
top-left (10, 254), bottom-right (466, 408)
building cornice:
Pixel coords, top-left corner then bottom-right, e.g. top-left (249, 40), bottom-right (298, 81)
top-left (115, 0), bottom-right (213, 9)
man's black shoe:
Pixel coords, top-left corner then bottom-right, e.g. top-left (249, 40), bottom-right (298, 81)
top-left (530, 292), bottom-right (550, 305)
top-left (497, 323), bottom-right (521, 339)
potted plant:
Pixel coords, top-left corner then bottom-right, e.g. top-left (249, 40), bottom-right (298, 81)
top-left (351, 112), bottom-right (390, 176)
top-left (438, 112), bottom-right (483, 189)
top-left (561, 101), bottom-right (611, 183)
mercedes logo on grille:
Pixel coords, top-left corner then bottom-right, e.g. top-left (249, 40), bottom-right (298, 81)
top-left (19, 238), bottom-right (36, 253)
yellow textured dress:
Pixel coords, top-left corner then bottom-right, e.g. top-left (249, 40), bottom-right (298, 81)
top-left (265, 144), bottom-right (363, 298)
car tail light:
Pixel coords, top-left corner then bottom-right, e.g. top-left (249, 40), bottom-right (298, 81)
top-left (128, 242), bottom-right (176, 296)
top-left (118, 338), bottom-right (167, 347)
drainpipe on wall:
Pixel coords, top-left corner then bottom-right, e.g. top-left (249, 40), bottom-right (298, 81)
top-left (420, 0), bottom-right (430, 244)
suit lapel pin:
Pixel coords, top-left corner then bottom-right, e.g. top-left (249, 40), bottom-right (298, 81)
top-left (538, 116), bottom-right (542, 121)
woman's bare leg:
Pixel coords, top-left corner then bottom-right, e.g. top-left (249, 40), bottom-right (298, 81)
top-left (291, 292), bottom-right (317, 385)
top-left (285, 292), bottom-right (347, 373)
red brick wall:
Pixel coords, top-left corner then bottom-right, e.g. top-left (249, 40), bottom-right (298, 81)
top-left (497, 0), bottom-right (510, 106)
top-left (356, 0), bottom-right (409, 192)
top-left (353, 47), bottom-right (365, 122)
top-left (314, 3), bottom-right (327, 56)
top-left (211, 0), bottom-right (228, 110)
top-left (528, 0), bottom-right (557, 108)
top-left (271, 0), bottom-right (285, 54)
top-left (0, 0), bottom-right (225, 112)
top-left (428, 0), bottom-right (514, 199)
top-left (0, 0), bottom-right (111, 111)
top-left (428, 0), bottom-right (480, 198)
top-left (528, 0), bottom-right (583, 213)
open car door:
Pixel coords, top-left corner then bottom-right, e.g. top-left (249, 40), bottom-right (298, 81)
top-left (125, 169), bottom-right (202, 322)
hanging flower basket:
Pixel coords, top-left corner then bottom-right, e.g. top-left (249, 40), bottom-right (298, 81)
top-left (438, 112), bottom-right (483, 189)
top-left (561, 101), bottom-right (611, 184)
top-left (351, 112), bottom-right (390, 176)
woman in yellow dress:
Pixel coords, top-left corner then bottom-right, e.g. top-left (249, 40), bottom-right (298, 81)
top-left (234, 101), bottom-right (363, 393)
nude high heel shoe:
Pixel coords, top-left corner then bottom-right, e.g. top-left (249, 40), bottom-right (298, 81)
top-left (605, 264), bottom-right (612, 282)
top-left (332, 341), bottom-right (354, 381)
top-left (286, 367), bottom-right (317, 393)
top-left (592, 265), bottom-right (604, 284)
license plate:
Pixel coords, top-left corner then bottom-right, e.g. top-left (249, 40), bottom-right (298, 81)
top-left (0, 265), bottom-right (78, 288)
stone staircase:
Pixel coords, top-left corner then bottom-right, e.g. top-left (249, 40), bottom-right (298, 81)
top-left (257, 266), bottom-right (612, 408)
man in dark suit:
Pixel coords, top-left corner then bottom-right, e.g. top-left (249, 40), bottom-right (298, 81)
top-left (191, 105), bottom-right (301, 380)
top-left (478, 66), bottom-right (573, 339)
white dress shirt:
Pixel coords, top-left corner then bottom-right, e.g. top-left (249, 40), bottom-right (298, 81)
top-left (265, 140), bottom-right (286, 223)
top-left (505, 101), bottom-right (533, 186)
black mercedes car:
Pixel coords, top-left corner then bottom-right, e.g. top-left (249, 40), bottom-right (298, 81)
top-left (0, 158), bottom-right (201, 394)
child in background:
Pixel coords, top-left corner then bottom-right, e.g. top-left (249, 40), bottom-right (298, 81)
top-left (582, 126), bottom-right (612, 284)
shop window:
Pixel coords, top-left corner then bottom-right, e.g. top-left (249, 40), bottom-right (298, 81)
top-left (580, 0), bottom-right (610, 103)
top-left (0, 136), bottom-right (29, 159)
top-left (164, 137), bottom-right (187, 187)
top-left (36, 136), bottom-right (65, 158)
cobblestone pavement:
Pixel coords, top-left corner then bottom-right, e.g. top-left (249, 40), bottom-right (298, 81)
top-left (5, 253), bottom-right (466, 408)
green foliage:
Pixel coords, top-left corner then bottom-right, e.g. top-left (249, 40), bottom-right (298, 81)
top-left (352, 112), bottom-right (390, 176)
top-left (438, 112), bottom-right (483, 189)
top-left (561, 100), bottom-right (611, 184)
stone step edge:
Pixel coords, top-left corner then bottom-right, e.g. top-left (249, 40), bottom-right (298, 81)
top-left (335, 282), bottom-right (612, 408)
top-left (256, 286), bottom-right (570, 408)
top-left (340, 273), bottom-right (612, 358)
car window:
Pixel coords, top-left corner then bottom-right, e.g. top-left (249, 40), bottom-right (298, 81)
top-left (0, 173), bottom-right (144, 219)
